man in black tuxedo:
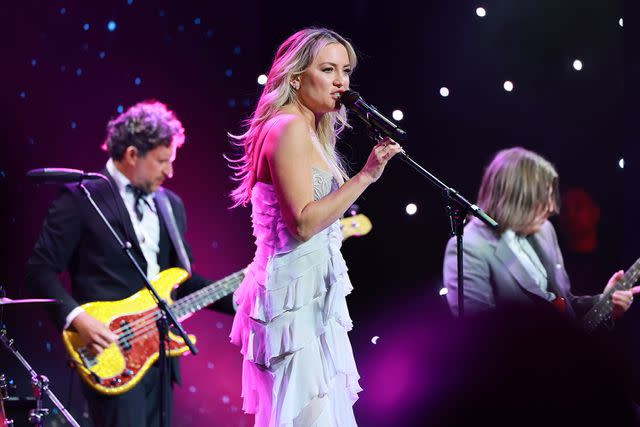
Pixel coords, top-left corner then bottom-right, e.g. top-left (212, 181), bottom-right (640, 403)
top-left (26, 100), bottom-right (229, 427)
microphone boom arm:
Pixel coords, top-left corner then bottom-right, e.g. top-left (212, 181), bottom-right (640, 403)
top-left (343, 91), bottom-right (499, 320)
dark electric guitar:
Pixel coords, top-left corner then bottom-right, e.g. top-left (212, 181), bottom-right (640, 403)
top-left (581, 256), bottom-right (640, 334)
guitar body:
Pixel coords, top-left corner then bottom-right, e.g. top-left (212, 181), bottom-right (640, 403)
top-left (551, 296), bottom-right (567, 314)
top-left (62, 268), bottom-right (194, 396)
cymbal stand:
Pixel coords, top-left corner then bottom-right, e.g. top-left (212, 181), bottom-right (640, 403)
top-left (0, 327), bottom-right (80, 427)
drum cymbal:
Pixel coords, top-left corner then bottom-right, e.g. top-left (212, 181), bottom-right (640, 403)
top-left (0, 298), bottom-right (56, 307)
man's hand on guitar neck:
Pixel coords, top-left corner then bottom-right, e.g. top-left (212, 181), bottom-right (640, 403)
top-left (603, 270), bottom-right (640, 319)
top-left (70, 312), bottom-right (118, 356)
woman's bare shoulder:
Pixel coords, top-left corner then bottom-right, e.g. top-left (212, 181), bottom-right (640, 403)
top-left (264, 113), bottom-right (311, 153)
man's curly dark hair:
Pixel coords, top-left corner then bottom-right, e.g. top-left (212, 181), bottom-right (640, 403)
top-left (102, 100), bottom-right (185, 160)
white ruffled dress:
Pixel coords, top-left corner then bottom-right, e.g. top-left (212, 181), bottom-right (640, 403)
top-left (230, 167), bottom-right (361, 427)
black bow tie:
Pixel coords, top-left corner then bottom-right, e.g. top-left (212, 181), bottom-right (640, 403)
top-left (126, 184), bottom-right (149, 221)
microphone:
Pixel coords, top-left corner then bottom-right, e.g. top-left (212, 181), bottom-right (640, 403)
top-left (340, 90), bottom-right (407, 142)
top-left (27, 168), bottom-right (104, 183)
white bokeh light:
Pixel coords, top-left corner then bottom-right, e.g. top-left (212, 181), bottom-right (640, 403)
top-left (392, 110), bottom-right (404, 121)
top-left (371, 336), bottom-right (380, 345)
top-left (503, 80), bottom-right (514, 92)
top-left (257, 74), bottom-right (268, 85)
top-left (619, 18), bottom-right (623, 27)
top-left (476, 7), bottom-right (486, 17)
top-left (405, 203), bottom-right (417, 215)
top-left (439, 287), bottom-right (448, 296)
top-left (573, 59), bottom-right (583, 71)
top-left (439, 87), bottom-right (449, 97)
top-left (619, 158), bottom-right (625, 169)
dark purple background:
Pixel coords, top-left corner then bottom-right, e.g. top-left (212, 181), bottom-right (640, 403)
top-left (1, 1), bottom-right (637, 426)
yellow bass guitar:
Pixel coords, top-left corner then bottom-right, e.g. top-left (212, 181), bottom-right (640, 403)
top-left (63, 213), bottom-right (372, 395)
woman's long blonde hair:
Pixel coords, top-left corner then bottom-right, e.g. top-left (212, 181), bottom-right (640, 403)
top-left (228, 28), bottom-right (357, 207)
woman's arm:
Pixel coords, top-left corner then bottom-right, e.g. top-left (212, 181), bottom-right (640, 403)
top-left (265, 114), bottom-right (400, 241)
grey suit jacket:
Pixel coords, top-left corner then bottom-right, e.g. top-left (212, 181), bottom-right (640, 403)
top-left (443, 218), bottom-right (599, 317)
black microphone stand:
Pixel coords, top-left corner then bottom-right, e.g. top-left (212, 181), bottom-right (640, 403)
top-left (76, 174), bottom-right (197, 427)
top-left (364, 128), bottom-right (498, 318)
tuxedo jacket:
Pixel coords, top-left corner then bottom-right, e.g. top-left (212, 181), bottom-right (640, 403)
top-left (443, 218), bottom-right (599, 318)
top-left (26, 170), bottom-right (217, 383)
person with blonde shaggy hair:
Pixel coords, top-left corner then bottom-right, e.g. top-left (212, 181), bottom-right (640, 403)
top-left (443, 147), bottom-right (637, 320)
top-left (228, 28), bottom-right (402, 426)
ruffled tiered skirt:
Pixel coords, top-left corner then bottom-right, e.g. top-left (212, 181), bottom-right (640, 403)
top-left (230, 183), bottom-right (361, 426)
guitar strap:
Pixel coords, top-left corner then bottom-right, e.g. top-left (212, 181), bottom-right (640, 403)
top-left (154, 188), bottom-right (192, 275)
top-left (526, 235), bottom-right (561, 295)
top-left (527, 234), bottom-right (576, 317)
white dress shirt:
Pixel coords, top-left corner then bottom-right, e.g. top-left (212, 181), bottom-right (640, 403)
top-left (503, 229), bottom-right (557, 301)
top-left (64, 159), bottom-right (161, 329)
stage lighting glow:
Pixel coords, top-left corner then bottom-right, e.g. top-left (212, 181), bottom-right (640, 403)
top-left (476, 7), bottom-right (486, 17)
top-left (76, 68), bottom-right (83, 76)
top-left (439, 87), bottom-right (449, 97)
top-left (134, 76), bottom-right (142, 85)
top-left (117, 105), bottom-right (124, 113)
top-left (99, 51), bottom-right (106, 59)
top-left (107, 20), bottom-right (117, 32)
top-left (406, 203), bottom-right (417, 215)
top-left (503, 80), bottom-right (514, 92)
top-left (31, 59), bottom-right (37, 67)
top-left (619, 18), bottom-right (623, 27)
top-left (194, 17), bottom-right (201, 25)
top-left (257, 74), bottom-right (268, 85)
top-left (371, 336), bottom-right (380, 344)
top-left (225, 68), bottom-right (233, 77)
top-left (83, 23), bottom-right (90, 31)
top-left (392, 110), bottom-right (404, 121)
top-left (619, 158), bottom-right (624, 169)
top-left (439, 287), bottom-right (448, 296)
top-left (573, 59), bottom-right (583, 71)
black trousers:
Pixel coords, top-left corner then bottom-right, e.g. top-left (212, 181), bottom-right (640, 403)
top-left (82, 364), bottom-right (173, 427)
